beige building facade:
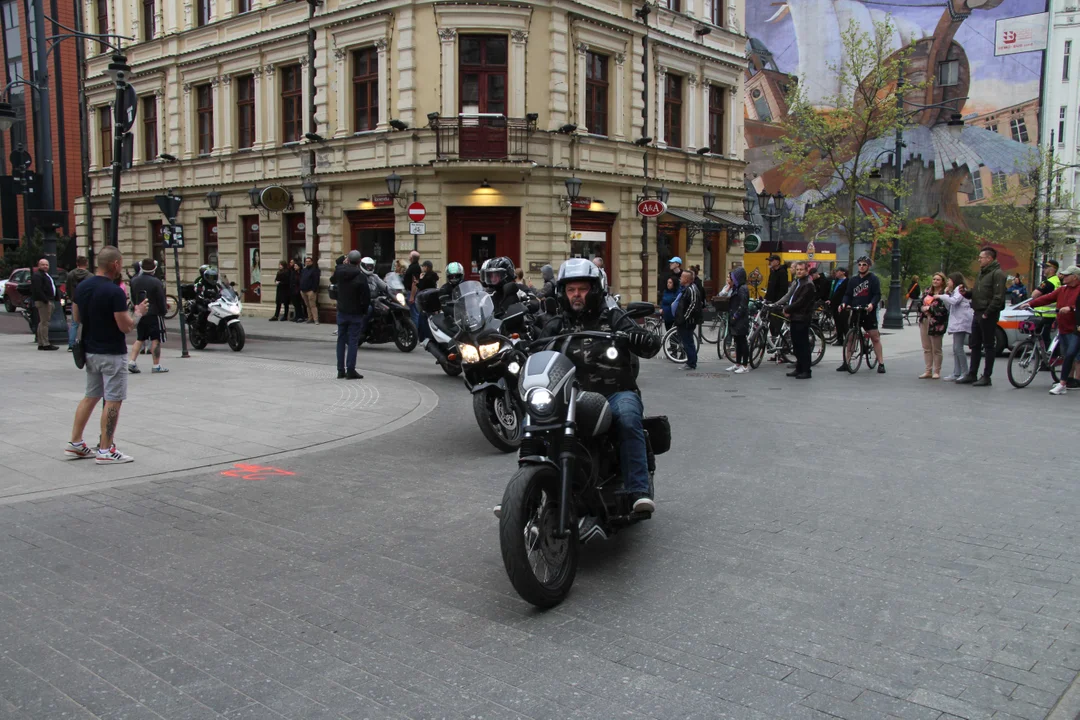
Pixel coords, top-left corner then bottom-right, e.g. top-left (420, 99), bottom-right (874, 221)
top-left (79, 0), bottom-right (749, 311)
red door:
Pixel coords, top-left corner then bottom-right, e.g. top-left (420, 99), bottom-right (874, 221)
top-left (241, 215), bottom-right (261, 303)
top-left (346, 210), bottom-right (395, 277)
top-left (459, 35), bottom-right (508, 159)
top-left (284, 213), bottom-right (307, 266)
top-left (446, 207), bottom-right (520, 280)
top-left (570, 210), bottom-right (615, 288)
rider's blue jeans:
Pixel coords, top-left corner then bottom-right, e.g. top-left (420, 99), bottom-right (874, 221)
top-left (607, 391), bottom-right (650, 496)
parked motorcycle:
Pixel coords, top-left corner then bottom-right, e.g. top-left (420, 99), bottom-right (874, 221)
top-left (182, 282), bottom-right (246, 351)
top-left (358, 273), bottom-right (417, 352)
top-left (497, 309), bottom-right (670, 608)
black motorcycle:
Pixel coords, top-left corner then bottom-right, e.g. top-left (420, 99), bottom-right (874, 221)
top-left (418, 288), bottom-right (463, 377)
top-left (361, 274), bottom-right (417, 353)
top-left (497, 309), bottom-right (670, 609)
top-left (450, 281), bottom-right (531, 453)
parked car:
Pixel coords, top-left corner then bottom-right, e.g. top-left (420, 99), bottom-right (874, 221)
top-left (996, 301), bottom-right (1032, 355)
top-left (3, 268), bottom-right (31, 312)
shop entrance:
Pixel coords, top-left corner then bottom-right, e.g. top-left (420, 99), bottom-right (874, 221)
top-left (447, 207), bottom-right (520, 279)
top-left (346, 210), bottom-right (396, 277)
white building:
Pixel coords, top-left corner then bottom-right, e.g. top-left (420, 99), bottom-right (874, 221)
top-left (1042, 0), bottom-right (1080, 265)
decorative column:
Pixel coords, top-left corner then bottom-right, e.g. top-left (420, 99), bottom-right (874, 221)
top-left (164, 0), bottom-right (179, 35)
top-left (728, 84), bottom-right (737, 156)
top-left (700, 81), bottom-right (711, 152)
top-left (438, 28), bottom-right (457, 117)
top-left (155, 88), bottom-right (166, 159)
top-left (574, 42), bottom-right (588, 133)
top-left (263, 65), bottom-right (278, 149)
top-left (655, 65), bottom-right (667, 149)
top-left (334, 48), bottom-right (350, 138)
top-left (510, 30), bottom-right (528, 118)
top-left (219, 75), bottom-right (234, 154)
top-left (614, 53), bottom-right (626, 141)
top-left (252, 67), bottom-right (265, 150)
top-left (211, 76), bottom-right (225, 157)
top-left (687, 74), bottom-right (699, 152)
top-left (375, 37), bottom-right (390, 130)
top-left (182, 83), bottom-right (194, 160)
top-left (300, 56), bottom-right (312, 136)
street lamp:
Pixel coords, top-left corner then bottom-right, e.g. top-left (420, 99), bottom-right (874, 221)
top-left (105, 53), bottom-right (132, 248)
top-left (559, 176), bottom-right (583, 211)
top-left (758, 191), bottom-right (786, 242)
top-left (205, 189), bottom-right (221, 212)
top-left (657, 186), bottom-right (670, 204)
top-left (385, 171), bottom-right (403, 197)
top-left (248, 186), bottom-right (262, 208)
top-left (702, 191), bottom-right (715, 213)
top-left (301, 178), bottom-right (318, 204)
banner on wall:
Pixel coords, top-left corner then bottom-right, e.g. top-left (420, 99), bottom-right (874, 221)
top-left (995, 12), bottom-right (1049, 56)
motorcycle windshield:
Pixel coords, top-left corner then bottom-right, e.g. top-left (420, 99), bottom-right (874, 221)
top-left (219, 285), bottom-right (239, 302)
top-left (384, 274), bottom-right (405, 292)
top-left (453, 282), bottom-right (495, 332)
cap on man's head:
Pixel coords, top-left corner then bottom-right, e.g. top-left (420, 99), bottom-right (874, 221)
top-left (1060, 265), bottom-right (1080, 278)
top-left (1045, 259), bottom-right (1060, 269)
top-left (669, 256), bottom-right (682, 265)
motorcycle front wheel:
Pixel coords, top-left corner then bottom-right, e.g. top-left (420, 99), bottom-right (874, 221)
top-left (442, 361), bottom-right (463, 377)
top-left (473, 388), bottom-right (522, 452)
top-left (499, 465), bottom-right (579, 609)
top-left (227, 323), bottom-right (246, 352)
top-left (189, 324), bottom-right (208, 350)
top-left (394, 318), bottom-right (418, 352)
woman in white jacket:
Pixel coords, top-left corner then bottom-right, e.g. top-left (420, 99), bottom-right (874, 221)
top-left (936, 272), bottom-right (974, 381)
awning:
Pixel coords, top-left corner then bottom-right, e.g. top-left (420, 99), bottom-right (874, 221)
top-left (662, 208), bottom-right (715, 226)
top-left (706, 211), bottom-right (754, 229)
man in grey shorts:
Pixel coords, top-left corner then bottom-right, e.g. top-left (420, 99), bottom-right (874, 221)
top-left (67, 247), bottom-right (148, 465)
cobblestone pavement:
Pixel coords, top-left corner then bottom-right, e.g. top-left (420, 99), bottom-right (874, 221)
top-left (0, 320), bottom-right (1078, 720)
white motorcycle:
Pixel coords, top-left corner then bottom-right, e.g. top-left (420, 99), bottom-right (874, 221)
top-left (183, 282), bottom-right (246, 352)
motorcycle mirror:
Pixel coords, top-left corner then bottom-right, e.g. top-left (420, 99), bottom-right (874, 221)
top-left (625, 301), bottom-right (655, 319)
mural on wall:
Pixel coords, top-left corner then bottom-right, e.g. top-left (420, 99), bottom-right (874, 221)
top-left (744, 0), bottom-right (1045, 273)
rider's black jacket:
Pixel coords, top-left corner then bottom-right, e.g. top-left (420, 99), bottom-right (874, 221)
top-left (539, 306), bottom-right (660, 396)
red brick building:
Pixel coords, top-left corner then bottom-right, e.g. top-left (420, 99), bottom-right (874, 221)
top-left (0, 0), bottom-right (85, 261)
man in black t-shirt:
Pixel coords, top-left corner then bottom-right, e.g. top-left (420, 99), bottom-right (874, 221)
top-left (128, 258), bottom-right (169, 374)
top-left (404, 250), bottom-right (422, 330)
top-left (67, 247), bottom-right (148, 465)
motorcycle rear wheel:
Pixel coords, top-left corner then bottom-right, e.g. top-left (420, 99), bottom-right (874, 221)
top-left (473, 388), bottom-right (522, 452)
top-left (227, 324), bottom-right (246, 352)
top-left (499, 465), bottom-right (579, 609)
top-left (394, 318), bottom-right (418, 352)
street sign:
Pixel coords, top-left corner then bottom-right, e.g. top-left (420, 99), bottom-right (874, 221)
top-left (409, 222), bottom-right (426, 235)
top-left (743, 233), bottom-right (762, 252)
top-left (407, 202), bottom-right (426, 222)
top-left (154, 193), bottom-right (183, 223)
top-left (117, 83), bottom-right (138, 133)
top-left (162, 224), bottom-right (184, 248)
top-left (637, 199), bottom-right (666, 217)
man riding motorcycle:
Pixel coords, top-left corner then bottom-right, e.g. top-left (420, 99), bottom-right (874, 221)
top-left (439, 262), bottom-right (465, 304)
top-left (481, 257), bottom-right (534, 316)
top-left (540, 258), bottom-right (662, 513)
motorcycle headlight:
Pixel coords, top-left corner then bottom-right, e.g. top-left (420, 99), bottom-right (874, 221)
top-left (478, 341), bottom-right (501, 360)
top-left (604, 346), bottom-right (619, 361)
top-left (507, 361), bottom-right (521, 375)
top-left (395, 292), bottom-right (406, 305)
top-left (527, 388), bottom-right (555, 417)
top-left (460, 344), bottom-right (480, 364)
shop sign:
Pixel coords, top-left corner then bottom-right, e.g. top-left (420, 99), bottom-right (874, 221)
top-left (371, 194), bottom-right (394, 207)
top-left (570, 230), bottom-right (607, 243)
top-left (570, 197), bottom-right (592, 209)
top-left (743, 233), bottom-right (762, 252)
top-left (260, 186), bottom-right (292, 212)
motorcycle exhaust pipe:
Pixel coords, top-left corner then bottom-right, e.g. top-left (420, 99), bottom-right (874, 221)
top-left (425, 339), bottom-right (449, 365)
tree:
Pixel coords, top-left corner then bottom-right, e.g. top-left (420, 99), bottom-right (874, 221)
top-left (774, 16), bottom-right (920, 267)
top-left (877, 221), bottom-right (978, 284)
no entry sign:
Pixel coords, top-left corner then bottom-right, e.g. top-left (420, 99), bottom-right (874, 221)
top-left (407, 202), bottom-right (426, 222)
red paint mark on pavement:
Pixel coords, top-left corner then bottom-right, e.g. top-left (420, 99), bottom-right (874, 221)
top-left (221, 463), bottom-right (296, 481)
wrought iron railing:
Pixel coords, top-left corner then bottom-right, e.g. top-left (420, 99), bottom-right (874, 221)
top-left (432, 114), bottom-right (534, 160)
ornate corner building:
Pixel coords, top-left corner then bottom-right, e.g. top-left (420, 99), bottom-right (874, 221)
top-left (78, 0), bottom-right (748, 307)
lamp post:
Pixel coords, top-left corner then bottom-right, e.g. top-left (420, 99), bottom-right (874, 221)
top-left (302, 179), bottom-right (319, 299)
top-left (105, 53), bottom-right (132, 247)
top-left (757, 190), bottom-right (786, 242)
top-left (385, 171), bottom-right (418, 250)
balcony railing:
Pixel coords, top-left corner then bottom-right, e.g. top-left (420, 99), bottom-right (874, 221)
top-left (432, 114), bottom-right (534, 161)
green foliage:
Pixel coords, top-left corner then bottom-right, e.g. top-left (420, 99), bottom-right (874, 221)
top-left (0, 232), bottom-right (73, 279)
top-left (886, 221), bottom-right (979, 282)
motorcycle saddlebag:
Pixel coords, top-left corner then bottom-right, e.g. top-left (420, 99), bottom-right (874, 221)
top-left (181, 283), bottom-right (197, 301)
top-left (643, 415), bottom-right (671, 455)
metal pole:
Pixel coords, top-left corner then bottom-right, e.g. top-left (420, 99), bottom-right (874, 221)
top-left (638, 6), bottom-right (650, 303)
top-left (412, 188), bottom-right (418, 252)
top-left (881, 68), bottom-right (905, 330)
top-left (1045, 130), bottom-right (1055, 266)
top-left (107, 80), bottom-right (124, 247)
top-left (171, 237), bottom-right (189, 358)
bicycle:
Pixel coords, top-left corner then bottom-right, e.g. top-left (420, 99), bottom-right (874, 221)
top-left (841, 306), bottom-right (879, 373)
top-left (723, 302), bottom-right (825, 368)
top-left (1006, 312), bottom-right (1063, 388)
top-left (812, 302), bottom-right (837, 344)
top-left (661, 314), bottom-right (728, 363)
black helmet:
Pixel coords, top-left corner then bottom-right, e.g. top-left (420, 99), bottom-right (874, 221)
top-left (202, 266), bottom-right (219, 285)
top-left (481, 257), bottom-right (515, 290)
top-left (555, 258), bottom-right (604, 318)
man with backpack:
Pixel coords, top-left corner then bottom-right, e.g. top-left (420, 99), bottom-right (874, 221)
top-left (674, 270), bottom-right (702, 370)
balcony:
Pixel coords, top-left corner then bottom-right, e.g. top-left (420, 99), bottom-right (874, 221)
top-left (432, 114), bottom-right (535, 161)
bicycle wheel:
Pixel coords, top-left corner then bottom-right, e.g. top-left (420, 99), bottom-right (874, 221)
top-left (843, 329), bottom-right (862, 373)
top-left (720, 328), bottom-right (736, 363)
top-left (809, 326), bottom-right (826, 367)
top-left (1048, 341), bottom-right (1063, 384)
top-left (164, 294), bottom-right (179, 320)
top-left (644, 317), bottom-right (663, 339)
top-left (865, 338), bottom-right (878, 370)
top-left (748, 328), bottom-right (767, 369)
top-left (1007, 339), bottom-right (1039, 388)
top-left (815, 312), bottom-right (836, 344)
top-left (700, 315), bottom-right (723, 344)
top-left (662, 327), bottom-right (687, 364)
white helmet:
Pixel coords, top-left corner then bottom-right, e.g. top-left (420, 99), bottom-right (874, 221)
top-left (360, 256), bottom-right (376, 273)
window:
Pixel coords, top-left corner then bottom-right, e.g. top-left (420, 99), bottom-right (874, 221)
top-left (102, 218), bottom-right (112, 249)
top-left (2, 0), bottom-right (23, 90)
top-left (95, 0), bottom-right (109, 52)
top-left (201, 217), bottom-right (218, 266)
top-left (937, 59), bottom-right (959, 87)
top-left (967, 171), bottom-right (984, 202)
top-left (99, 106), bottom-right (112, 167)
top-left (708, 85), bottom-right (725, 154)
top-left (196, 0), bottom-right (210, 26)
top-left (142, 0), bottom-right (155, 41)
top-left (196, 83), bottom-right (213, 155)
top-left (665, 0), bottom-right (681, 11)
top-left (237, 0), bottom-right (251, 11)
top-left (1065, 40), bottom-right (1072, 81)
top-left (664, 74), bottom-right (682, 148)
top-left (142, 95), bottom-right (157, 160)
top-left (352, 48), bottom-right (378, 132)
top-left (1059, 107), bottom-right (1067, 145)
top-left (991, 171), bottom-right (1008, 196)
top-left (750, 86), bottom-right (771, 122)
top-left (585, 51), bottom-right (608, 137)
top-left (711, 0), bottom-right (724, 26)
top-left (987, 123), bottom-right (998, 133)
top-left (281, 64), bottom-right (303, 143)
top-left (1010, 117), bottom-right (1029, 143)
top-left (459, 35), bottom-right (507, 115)
top-left (237, 75), bottom-right (255, 149)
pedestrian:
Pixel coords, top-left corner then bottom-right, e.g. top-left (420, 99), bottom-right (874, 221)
top-left (538, 264), bottom-right (556, 298)
top-left (127, 258), bottom-right (169, 374)
top-left (660, 257), bottom-right (683, 297)
top-left (764, 254), bottom-right (789, 340)
top-left (67, 247), bottom-right (148, 464)
top-left (936, 272), bottom-right (973, 382)
top-left (1007, 274), bottom-right (1028, 304)
top-left (330, 250), bottom-right (372, 380)
top-left (725, 267), bottom-right (752, 374)
top-left (957, 246), bottom-right (1007, 386)
top-left (66, 256), bottom-right (91, 351)
top-left (289, 259), bottom-right (306, 322)
top-left (1031, 260), bottom-right (1061, 349)
top-left (811, 268), bottom-right (830, 302)
top-left (31, 258), bottom-right (58, 350)
top-left (674, 270), bottom-right (702, 370)
top-left (838, 257), bottom-right (886, 374)
top-left (661, 276), bottom-right (678, 330)
top-left (828, 267), bottom-right (848, 346)
top-left (404, 250), bottom-right (422, 330)
top-left (906, 275), bottom-right (921, 313)
top-left (782, 260), bottom-right (817, 379)
top-left (917, 272), bottom-right (949, 379)
top-left (271, 260), bottom-right (290, 320)
top-left (592, 257), bottom-right (609, 292)
top-left (1029, 265), bottom-right (1080, 395)
top-left (300, 255), bottom-right (321, 325)
top-left (415, 260), bottom-right (439, 342)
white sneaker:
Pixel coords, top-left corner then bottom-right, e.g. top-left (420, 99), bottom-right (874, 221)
top-left (724, 364), bottom-right (739, 372)
top-left (734, 365), bottom-right (750, 374)
top-left (64, 441), bottom-right (96, 460)
top-left (95, 445), bottom-right (134, 465)
top-left (940, 375), bottom-right (956, 382)
top-left (1050, 382), bottom-right (1068, 395)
